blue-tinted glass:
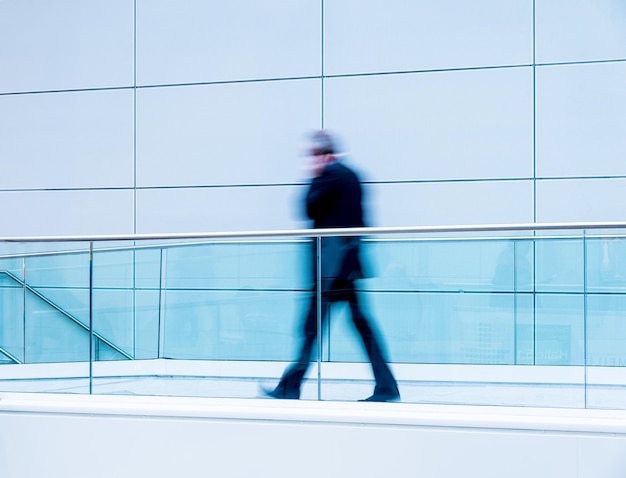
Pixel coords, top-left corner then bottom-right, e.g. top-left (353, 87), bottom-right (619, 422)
top-left (135, 290), bottom-right (161, 359)
top-left (0, 273), bottom-right (24, 363)
top-left (535, 294), bottom-right (584, 366)
top-left (164, 242), bottom-right (306, 290)
top-left (92, 289), bottom-right (134, 358)
top-left (26, 252), bottom-right (89, 288)
top-left (93, 249), bottom-right (135, 289)
top-left (366, 237), bottom-right (533, 293)
top-left (161, 289), bottom-right (303, 361)
top-left (327, 292), bottom-right (531, 365)
top-left (535, 237), bottom-right (584, 293)
top-left (586, 294), bottom-right (626, 367)
top-left (135, 248), bottom-right (163, 290)
top-left (23, 252), bottom-right (90, 327)
top-left (25, 292), bottom-right (89, 363)
top-left (586, 236), bottom-right (626, 293)
top-left (0, 257), bottom-right (23, 279)
top-left (512, 293), bottom-right (535, 366)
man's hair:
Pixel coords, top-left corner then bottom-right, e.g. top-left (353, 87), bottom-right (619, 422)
top-left (310, 129), bottom-right (336, 155)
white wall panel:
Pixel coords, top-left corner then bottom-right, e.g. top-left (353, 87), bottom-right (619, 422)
top-left (369, 180), bottom-right (534, 227)
top-left (536, 179), bottom-right (626, 223)
top-left (0, 90), bottom-right (134, 190)
top-left (0, 0), bottom-right (134, 93)
top-left (324, 0), bottom-right (532, 76)
top-left (324, 68), bottom-right (533, 182)
top-left (136, 185), bottom-right (307, 234)
top-left (136, 80), bottom-right (321, 187)
top-left (3, 394), bottom-right (626, 478)
top-left (136, 0), bottom-right (321, 86)
top-left (536, 63), bottom-right (626, 178)
top-left (0, 190), bottom-right (134, 237)
top-left (536, 0), bottom-right (626, 64)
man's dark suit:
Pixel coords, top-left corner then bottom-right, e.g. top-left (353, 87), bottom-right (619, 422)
top-left (269, 160), bottom-right (399, 401)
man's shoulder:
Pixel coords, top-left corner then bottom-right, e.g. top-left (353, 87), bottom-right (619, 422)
top-left (328, 161), bottom-right (359, 179)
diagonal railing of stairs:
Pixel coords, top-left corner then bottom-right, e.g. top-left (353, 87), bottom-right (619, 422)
top-left (0, 270), bottom-right (133, 361)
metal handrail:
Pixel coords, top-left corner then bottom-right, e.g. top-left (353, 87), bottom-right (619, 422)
top-left (0, 346), bottom-right (21, 364)
top-left (2, 221), bottom-right (626, 243)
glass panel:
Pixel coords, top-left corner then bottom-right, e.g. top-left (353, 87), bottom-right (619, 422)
top-left (92, 289), bottom-right (134, 358)
top-left (150, 239), bottom-right (309, 398)
top-left (161, 289), bottom-right (302, 361)
top-left (160, 240), bottom-right (307, 362)
top-left (535, 237), bottom-right (584, 293)
top-left (585, 232), bottom-right (626, 410)
top-left (327, 292), bottom-right (525, 365)
top-left (0, 244), bottom-right (91, 393)
top-left (586, 235), bottom-right (626, 293)
top-left (24, 248), bottom-right (91, 330)
top-left (367, 238), bottom-right (533, 293)
top-left (135, 290), bottom-right (161, 360)
top-left (587, 294), bottom-right (626, 367)
top-left (25, 288), bottom-right (89, 364)
top-left (135, 248), bottom-right (163, 290)
top-left (0, 272), bottom-right (24, 363)
top-left (164, 241), bottom-right (305, 291)
top-left (320, 233), bottom-right (585, 405)
top-left (92, 247), bottom-right (141, 360)
top-left (2, 228), bottom-right (621, 408)
top-left (535, 294), bottom-right (584, 366)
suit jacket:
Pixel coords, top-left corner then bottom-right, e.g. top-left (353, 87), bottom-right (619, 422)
top-left (305, 161), bottom-right (366, 287)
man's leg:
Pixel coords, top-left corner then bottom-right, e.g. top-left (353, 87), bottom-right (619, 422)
top-left (265, 292), bottom-right (327, 399)
top-left (347, 287), bottom-right (399, 401)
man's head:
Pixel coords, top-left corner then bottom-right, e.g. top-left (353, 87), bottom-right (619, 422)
top-left (309, 129), bottom-right (336, 156)
top-left (307, 130), bottom-right (338, 177)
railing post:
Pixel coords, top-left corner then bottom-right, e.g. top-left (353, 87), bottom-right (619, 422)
top-left (316, 235), bottom-right (322, 401)
top-left (158, 248), bottom-right (167, 359)
top-left (583, 230), bottom-right (588, 409)
top-left (89, 241), bottom-right (94, 394)
top-left (22, 256), bottom-right (26, 364)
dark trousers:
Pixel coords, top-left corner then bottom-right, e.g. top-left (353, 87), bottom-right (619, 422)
top-left (275, 280), bottom-right (398, 398)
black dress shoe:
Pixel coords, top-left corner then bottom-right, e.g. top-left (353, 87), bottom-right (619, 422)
top-left (359, 390), bottom-right (400, 402)
top-left (260, 386), bottom-right (300, 400)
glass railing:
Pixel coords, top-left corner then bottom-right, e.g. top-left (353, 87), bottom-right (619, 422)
top-left (1, 223), bottom-right (626, 409)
